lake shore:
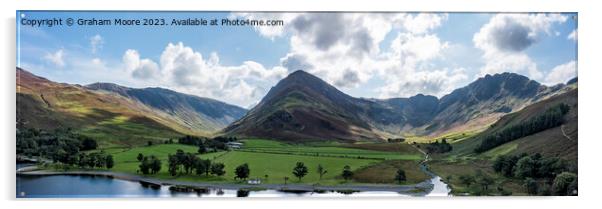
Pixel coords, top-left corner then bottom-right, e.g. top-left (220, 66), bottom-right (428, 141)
top-left (17, 167), bottom-right (435, 196)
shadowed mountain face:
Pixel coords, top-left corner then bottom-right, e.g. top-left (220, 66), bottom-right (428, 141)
top-left (225, 70), bottom-right (566, 142)
top-left (86, 83), bottom-right (247, 132)
top-left (223, 70), bottom-right (382, 142)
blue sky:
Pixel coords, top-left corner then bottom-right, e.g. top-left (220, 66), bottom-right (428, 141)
top-left (17, 11), bottom-right (577, 108)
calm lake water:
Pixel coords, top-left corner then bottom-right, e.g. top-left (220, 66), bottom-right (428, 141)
top-left (16, 165), bottom-right (450, 198)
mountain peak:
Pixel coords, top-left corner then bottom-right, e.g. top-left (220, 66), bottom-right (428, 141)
top-left (86, 82), bottom-right (132, 96)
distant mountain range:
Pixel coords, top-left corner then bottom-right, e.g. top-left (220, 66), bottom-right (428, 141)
top-left (224, 70), bottom-right (575, 142)
top-left (17, 67), bottom-right (576, 144)
top-left (16, 68), bottom-right (246, 146)
top-left (86, 82), bottom-right (246, 132)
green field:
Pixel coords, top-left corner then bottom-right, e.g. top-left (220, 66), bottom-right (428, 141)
top-left (239, 139), bottom-right (422, 160)
top-left (91, 139), bottom-right (427, 185)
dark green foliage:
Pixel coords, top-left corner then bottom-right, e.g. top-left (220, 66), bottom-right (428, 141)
top-left (552, 172), bottom-right (577, 196)
top-left (80, 137), bottom-right (98, 151)
top-left (424, 138), bottom-right (452, 154)
top-left (198, 143), bottom-right (207, 154)
top-left (523, 178), bottom-right (538, 195)
top-left (210, 163), bottom-right (226, 176)
top-left (492, 153), bottom-right (569, 179)
top-left (105, 155), bottom-right (114, 169)
top-left (475, 170), bottom-right (494, 194)
top-left (341, 165), bottom-right (354, 181)
top-left (235, 163), bottom-right (250, 180)
top-left (492, 154), bottom-right (525, 177)
top-left (150, 156), bottom-right (161, 174)
top-left (514, 156), bottom-right (538, 178)
top-left (177, 135), bottom-right (237, 151)
top-left (16, 128), bottom-right (99, 164)
top-left (167, 154), bottom-right (179, 176)
top-left (492, 153), bottom-right (577, 196)
top-left (459, 174), bottom-right (475, 187)
top-left (475, 103), bottom-right (570, 153)
top-left (75, 152), bottom-right (113, 169)
top-left (292, 162), bottom-right (308, 181)
top-left (387, 138), bottom-right (405, 143)
top-left (137, 153), bottom-right (144, 162)
top-left (394, 168), bottom-right (406, 184)
top-left (139, 156), bottom-right (151, 174)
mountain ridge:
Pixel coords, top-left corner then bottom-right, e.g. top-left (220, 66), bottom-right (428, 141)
top-left (224, 70), bottom-right (571, 141)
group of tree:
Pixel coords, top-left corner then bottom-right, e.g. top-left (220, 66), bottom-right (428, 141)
top-left (387, 138), bottom-right (405, 143)
top-left (137, 154), bottom-right (162, 175)
top-left (17, 128), bottom-right (100, 165)
top-left (492, 153), bottom-right (577, 195)
top-left (475, 103), bottom-right (570, 153)
top-left (76, 152), bottom-right (114, 169)
top-left (175, 135), bottom-right (238, 153)
top-left (166, 149), bottom-right (226, 177)
top-left (424, 139), bottom-right (452, 154)
top-left (457, 170), bottom-right (496, 195)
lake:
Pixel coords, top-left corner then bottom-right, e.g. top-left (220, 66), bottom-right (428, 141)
top-left (16, 165), bottom-right (450, 198)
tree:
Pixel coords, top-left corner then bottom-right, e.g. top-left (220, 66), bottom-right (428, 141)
top-left (182, 153), bottom-right (197, 174)
top-left (210, 163), bottom-right (226, 176)
top-left (195, 159), bottom-right (209, 175)
top-left (198, 143), bottom-right (207, 154)
top-left (150, 156), bottom-right (161, 174)
top-left (317, 164), bottom-right (327, 180)
top-left (105, 154), bottom-right (114, 169)
top-left (395, 168), bottom-right (406, 184)
top-left (514, 156), bottom-right (537, 178)
top-left (235, 163), bottom-right (250, 180)
top-left (80, 138), bottom-right (98, 151)
top-left (168, 154), bottom-right (179, 176)
top-left (476, 171), bottom-right (494, 194)
top-left (523, 178), bottom-right (538, 195)
top-left (292, 162), bottom-right (308, 181)
top-left (77, 153), bottom-right (88, 168)
top-left (552, 172), bottom-right (577, 196)
top-left (137, 153), bottom-right (144, 162)
top-left (284, 176), bottom-right (289, 185)
top-left (201, 159), bottom-right (212, 176)
top-left (341, 165), bottom-right (354, 182)
top-left (459, 175), bottom-right (475, 188)
top-left (139, 156), bottom-right (151, 174)
top-left (147, 141), bottom-right (153, 146)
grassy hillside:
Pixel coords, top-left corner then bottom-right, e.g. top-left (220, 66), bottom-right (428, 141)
top-left (445, 88), bottom-right (577, 161)
top-left (16, 68), bottom-right (201, 147)
top-left (426, 88), bottom-right (577, 195)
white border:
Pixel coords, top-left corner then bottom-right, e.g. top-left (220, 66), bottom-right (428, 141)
top-left (3, 0), bottom-right (599, 209)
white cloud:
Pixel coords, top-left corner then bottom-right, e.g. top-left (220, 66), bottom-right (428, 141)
top-left (379, 68), bottom-right (468, 98)
top-left (123, 49), bottom-right (161, 80)
top-left (544, 60), bottom-right (577, 85)
top-left (473, 14), bottom-right (568, 80)
top-left (43, 49), bottom-right (65, 67)
top-left (123, 42), bottom-right (288, 107)
top-left (567, 29), bottom-right (577, 42)
top-left (91, 58), bottom-right (103, 66)
top-left (376, 32), bottom-right (466, 98)
top-left (90, 34), bottom-right (103, 54)
top-left (402, 13), bottom-right (447, 34)
top-left (232, 12), bottom-right (460, 97)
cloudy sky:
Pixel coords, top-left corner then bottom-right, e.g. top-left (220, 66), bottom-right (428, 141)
top-left (18, 12), bottom-right (577, 108)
